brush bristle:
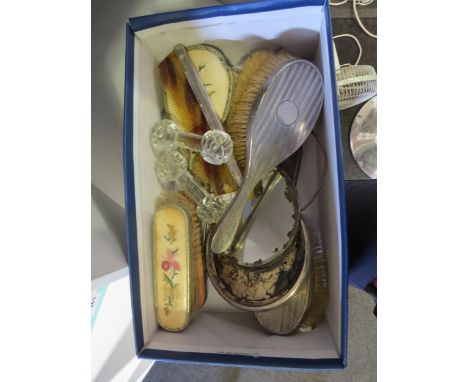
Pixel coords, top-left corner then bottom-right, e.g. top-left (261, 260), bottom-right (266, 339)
top-left (178, 191), bottom-right (206, 309)
top-left (300, 237), bottom-right (328, 331)
top-left (159, 52), bottom-right (237, 195)
top-left (226, 50), bottom-right (294, 170)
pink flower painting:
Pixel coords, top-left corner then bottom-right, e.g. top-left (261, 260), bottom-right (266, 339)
top-left (161, 249), bottom-right (180, 272)
top-left (161, 224), bottom-right (181, 314)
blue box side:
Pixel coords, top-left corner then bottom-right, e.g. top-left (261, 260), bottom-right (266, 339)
top-left (323, 2), bottom-right (349, 368)
top-left (140, 348), bottom-right (344, 371)
top-left (123, 0), bottom-right (348, 369)
top-left (123, 22), bottom-right (145, 353)
top-left (128, 0), bottom-right (326, 32)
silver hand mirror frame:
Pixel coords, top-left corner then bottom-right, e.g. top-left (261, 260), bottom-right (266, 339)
top-left (206, 215), bottom-right (311, 312)
top-left (205, 167), bottom-right (308, 312)
top-left (233, 167), bottom-right (301, 267)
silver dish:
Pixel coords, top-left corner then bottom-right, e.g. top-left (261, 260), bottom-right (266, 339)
top-left (350, 96), bottom-right (377, 179)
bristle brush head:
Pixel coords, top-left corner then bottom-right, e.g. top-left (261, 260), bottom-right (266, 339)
top-left (226, 50), bottom-right (295, 170)
top-left (177, 192), bottom-right (206, 309)
top-left (299, 236), bottom-right (328, 331)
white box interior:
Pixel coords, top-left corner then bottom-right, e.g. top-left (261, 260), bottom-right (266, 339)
top-left (131, 5), bottom-right (343, 360)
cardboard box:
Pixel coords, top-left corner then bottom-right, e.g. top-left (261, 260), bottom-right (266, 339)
top-left (124, 0), bottom-right (348, 369)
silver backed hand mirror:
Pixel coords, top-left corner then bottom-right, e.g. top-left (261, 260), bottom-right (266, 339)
top-left (236, 169), bottom-right (300, 266)
top-left (205, 169), bottom-right (309, 312)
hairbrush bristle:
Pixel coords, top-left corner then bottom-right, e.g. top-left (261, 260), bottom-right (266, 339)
top-left (159, 53), bottom-right (237, 195)
top-left (226, 50), bottom-right (295, 170)
top-left (178, 192), bottom-right (206, 309)
top-left (300, 235), bottom-right (328, 331)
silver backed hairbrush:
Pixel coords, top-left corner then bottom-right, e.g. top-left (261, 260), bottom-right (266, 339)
top-left (211, 59), bottom-right (324, 254)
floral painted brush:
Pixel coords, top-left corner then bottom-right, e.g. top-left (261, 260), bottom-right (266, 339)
top-left (153, 191), bottom-right (206, 332)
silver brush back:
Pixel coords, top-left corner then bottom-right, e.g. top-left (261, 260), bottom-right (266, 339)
top-left (246, 59), bottom-right (324, 173)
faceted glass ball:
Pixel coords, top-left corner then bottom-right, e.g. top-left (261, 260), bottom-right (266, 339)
top-left (154, 150), bottom-right (187, 182)
top-left (200, 131), bottom-right (233, 165)
top-left (150, 119), bottom-right (178, 155)
top-left (196, 195), bottom-right (228, 224)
